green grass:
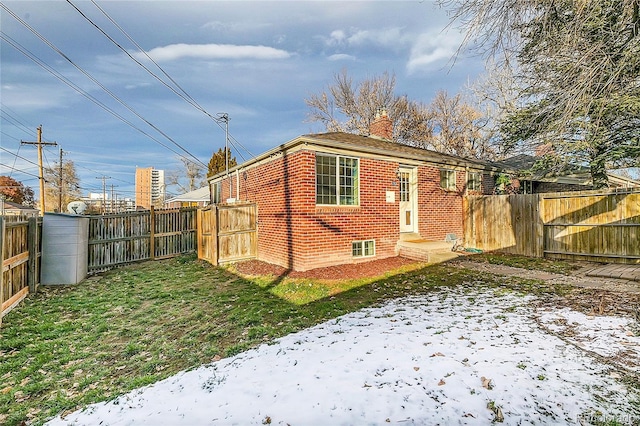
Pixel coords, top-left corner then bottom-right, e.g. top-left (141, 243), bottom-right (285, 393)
top-left (466, 252), bottom-right (582, 275)
top-left (0, 254), bottom-right (582, 425)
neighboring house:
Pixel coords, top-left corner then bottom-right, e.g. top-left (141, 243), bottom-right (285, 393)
top-left (208, 112), bottom-right (498, 271)
top-left (494, 154), bottom-right (640, 193)
top-left (164, 186), bottom-right (210, 208)
top-left (1, 200), bottom-right (39, 217)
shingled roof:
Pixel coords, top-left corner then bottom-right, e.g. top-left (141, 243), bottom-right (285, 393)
top-left (209, 131), bottom-right (499, 180)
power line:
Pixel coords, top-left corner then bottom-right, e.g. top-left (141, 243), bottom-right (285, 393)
top-left (0, 163), bottom-right (42, 180)
top-left (70, 0), bottom-right (221, 124)
top-left (72, 0), bottom-right (258, 163)
top-left (0, 4), bottom-right (206, 168)
top-left (0, 31), bottom-right (201, 168)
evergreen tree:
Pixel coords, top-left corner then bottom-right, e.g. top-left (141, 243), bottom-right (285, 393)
top-left (207, 147), bottom-right (237, 177)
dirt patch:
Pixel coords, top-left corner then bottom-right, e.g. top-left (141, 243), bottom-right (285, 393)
top-left (233, 257), bottom-right (422, 280)
top-left (234, 256), bottom-right (640, 322)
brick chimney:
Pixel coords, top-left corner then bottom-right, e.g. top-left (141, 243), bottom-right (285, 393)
top-left (369, 109), bottom-right (393, 140)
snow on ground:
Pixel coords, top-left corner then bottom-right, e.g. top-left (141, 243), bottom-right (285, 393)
top-left (48, 287), bottom-right (640, 425)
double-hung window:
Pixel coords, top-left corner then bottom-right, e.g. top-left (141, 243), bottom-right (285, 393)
top-left (316, 154), bottom-right (359, 205)
top-left (440, 169), bottom-right (456, 191)
top-left (467, 172), bottom-right (482, 192)
top-left (211, 181), bottom-right (222, 204)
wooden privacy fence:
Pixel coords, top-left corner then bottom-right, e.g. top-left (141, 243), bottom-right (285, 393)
top-left (88, 207), bottom-right (197, 272)
top-left (464, 189), bottom-right (640, 264)
top-left (197, 203), bottom-right (257, 265)
top-left (0, 217), bottom-right (41, 324)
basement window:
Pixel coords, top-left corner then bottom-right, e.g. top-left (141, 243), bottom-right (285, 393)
top-left (352, 240), bottom-right (375, 258)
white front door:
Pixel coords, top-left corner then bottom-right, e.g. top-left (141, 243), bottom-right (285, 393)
top-left (398, 168), bottom-right (417, 233)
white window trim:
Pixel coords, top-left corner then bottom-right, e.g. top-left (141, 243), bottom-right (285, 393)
top-left (440, 169), bottom-right (456, 191)
top-left (467, 171), bottom-right (482, 192)
top-left (352, 240), bottom-right (375, 258)
top-left (315, 154), bottom-right (360, 206)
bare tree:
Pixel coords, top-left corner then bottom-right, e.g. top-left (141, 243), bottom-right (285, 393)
top-left (166, 157), bottom-right (206, 194)
top-left (428, 90), bottom-right (499, 160)
top-left (44, 158), bottom-right (81, 212)
top-left (442, 0), bottom-right (640, 187)
top-left (465, 59), bottom-right (524, 159)
top-left (305, 70), bottom-right (434, 147)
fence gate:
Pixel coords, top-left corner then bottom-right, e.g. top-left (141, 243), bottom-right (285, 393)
top-left (197, 203), bottom-right (257, 265)
top-left (197, 206), bottom-right (217, 264)
top-left (1, 217), bottom-right (40, 324)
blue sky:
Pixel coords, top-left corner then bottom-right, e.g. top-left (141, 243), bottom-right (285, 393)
top-left (1, 1), bottom-right (484, 201)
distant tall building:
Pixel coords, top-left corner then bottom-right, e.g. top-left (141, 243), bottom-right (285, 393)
top-left (135, 167), bottom-right (165, 209)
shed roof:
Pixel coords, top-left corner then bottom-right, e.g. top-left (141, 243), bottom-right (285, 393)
top-left (165, 186), bottom-right (210, 203)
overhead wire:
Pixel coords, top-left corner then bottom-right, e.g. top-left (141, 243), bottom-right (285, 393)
top-left (0, 3), bottom-right (207, 169)
top-left (3, 1), bottom-right (263, 200)
top-left (0, 30), bottom-right (198, 166)
top-left (79, 0), bottom-right (258, 163)
top-left (0, 163), bottom-right (45, 180)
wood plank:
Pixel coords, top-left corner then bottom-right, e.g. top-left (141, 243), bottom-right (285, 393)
top-left (2, 251), bottom-right (29, 272)
top-left (1, 287), bottom-right (28, 318)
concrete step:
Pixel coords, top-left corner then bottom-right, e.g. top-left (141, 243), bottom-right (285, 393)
top-left (396, 238), bottom-right (459, 264)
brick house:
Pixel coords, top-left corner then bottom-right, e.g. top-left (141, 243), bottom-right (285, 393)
top-left (208, 112), bottom-right (498, 271)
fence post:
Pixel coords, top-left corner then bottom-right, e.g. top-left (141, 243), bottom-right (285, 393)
top-left (534, 194), bottom-right (544, 258)
top-left (27, 217), bottom-right (39, 293)
top-left (150, 206), bottom-right (155, 260)
top-left (0, 217), bottom-right (5, 326)
top-left (215, 205), bottom-right (220, 265)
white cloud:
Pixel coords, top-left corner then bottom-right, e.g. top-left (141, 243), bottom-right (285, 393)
top-left (324, 27), bottom-right (409, 50)
top-left (327, 30), bottom-right (347, 46)
top-left (140, 43), bottom-right (291, 62)
top-left (327, 54), bottom-right (356, 61)
top-left (347, 27), bottom-right (407, 48)
top-left (124, 82), bottom-right (152, 90)
top-left (406, 31), bottom-right (463, 74)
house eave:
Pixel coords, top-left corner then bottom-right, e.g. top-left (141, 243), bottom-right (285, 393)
top-left (208, 133), bottom-right (501, 182)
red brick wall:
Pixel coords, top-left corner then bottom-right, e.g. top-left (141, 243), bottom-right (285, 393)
top-left (216, 150), bottom-right (402, 270)
top-left (416, 167), bottom-right (465, 241)
top-left (215, 150), bottom-right (472, 271)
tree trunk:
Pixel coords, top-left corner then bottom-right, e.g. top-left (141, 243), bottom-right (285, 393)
top-left (589, 151), bottom-right (609, 189)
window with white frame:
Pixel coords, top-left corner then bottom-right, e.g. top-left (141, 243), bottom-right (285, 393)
top-left (440, 169), bottom-right (456, 191)
top-left (211, 181), bottom-right (222, 204)
top-left (399, 171), bottom-right (410, 202)
top-left (467, 171), bottom-right (482, 192)
top-left (316, 154), bottom-right (359, 205)
top-left (352, 240), bottom-right (375, 257)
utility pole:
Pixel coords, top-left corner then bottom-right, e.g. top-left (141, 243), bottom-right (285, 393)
top-left (21, 125), bottom-right (57, 215)
top-left (217, 113), bottom-right (231, 200)
top-left (96, 176), bottom-right (111, 214)
top-left (110, 184), bottom-right (118, 213)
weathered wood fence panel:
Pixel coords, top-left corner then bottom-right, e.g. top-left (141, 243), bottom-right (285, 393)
top-left (1, 217), bottom-right (41, 323)
top-left (197, 206), bottom-right (217, 264)
top-left (542, 191), bottom-right (640, 263)
top-left (463, 194), bottom-right (543, 257)
top-left (464, 189), bottom-right (640, 264)
top-left (197, 203), bottom-right (257, 265)
top-left (153, 208), bottom-right (197, 260)
top-left (88, 207), bottom-right (197, 272)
